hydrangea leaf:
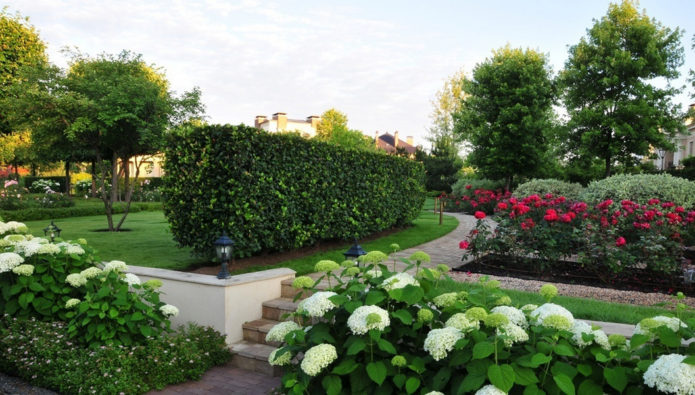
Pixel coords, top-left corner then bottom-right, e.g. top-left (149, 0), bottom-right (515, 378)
top-left (554, 344), bottom-right (576, 357)
top-left (577, 379), bottom-right (602, 395)
top-left (391, 309), bottom-right (413, 325)
top-left (322, 374), bottom-right (342, 395)
top-left (603, 367), bottom-right (628, 392)
top-left (366, 361), bottom-right (387, 386)
top-left (488, 364), bottom-right (515, 393)
top-left (512, 364), bottom-right (539, 385)
top-left (553, 373), bottom-right (575, 395)
top-left (331, 358), bottom-right (358, 375)
top-left (472, 341), bottom-right (494, 359)
top-left (405, 376), bottom-right (420, 394)
top-left (365, 290), bottom-right (386, 305)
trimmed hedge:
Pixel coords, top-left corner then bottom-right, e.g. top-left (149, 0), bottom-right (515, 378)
top-left (513, 178), bottom-right (583, 201)
top-left (0, 202), bottom-right (162, 221)
top-left (580, 173), bottom-right (695, 208)
top-left (162, 124), bottom-right (426, 257)
top-left (23, 176), bottom-right (67, 191)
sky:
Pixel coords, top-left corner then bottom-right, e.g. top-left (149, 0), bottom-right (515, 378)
top-left (6, 0), bottom-right (695, 147)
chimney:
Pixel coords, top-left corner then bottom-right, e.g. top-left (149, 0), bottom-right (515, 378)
top-left (254, 115), bottom-right (267, 129)
top-left (307, 115), bottom-right (320, 130)
top-left (406, 136), bottom-right (414, 146)
top-left (374, 131), bottom-right (379, 147)
top-left (394, 131), bottom-right (399, 148)
top-left (273, 112), bottom-right (287, 130)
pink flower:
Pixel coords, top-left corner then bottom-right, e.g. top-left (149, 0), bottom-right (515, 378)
top-left (3, 180), bottom-right (18, 188)
top-left (459, 240), bottom-right (470, 249)
top-left (615, 237), bottom-right (626, 247)
top-left (474, 211), bottom-right (486, 219)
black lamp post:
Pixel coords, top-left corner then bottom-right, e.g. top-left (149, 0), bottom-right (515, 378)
top-left (214, 232), bottom-right (234, 279)
top-left (43, 221), bottom-right (62, 242)
top-left (343, 237), bottom-right (366, 264)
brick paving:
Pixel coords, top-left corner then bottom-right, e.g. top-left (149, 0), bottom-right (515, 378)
top-left (147, 365), bottom-right (280, 395)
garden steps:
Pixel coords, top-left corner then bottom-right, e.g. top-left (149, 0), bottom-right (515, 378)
top-left (262, 297), bottom-right (301, 321)
top-left (242, 318), bottom-right (282, 346)
top-left (229, 340), bottom-right (283, 377)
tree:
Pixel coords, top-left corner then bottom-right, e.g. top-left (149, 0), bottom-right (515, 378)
top-left (0, 8), bottom-right (47, 135)
top-left (416, 135), bottom-right (463, 193)
top-left (454, 46), bottom-right (555, 189)
top-left (428, 68), bottom-right (467, 151)
top-left (316, 108), bottom-right (348, 140)
top-left (560, 0), bottom-right (684, 178)
top-left (323, 126), bottom-right (377, 152)
top-left (0, 130), bottom-right (32, 177)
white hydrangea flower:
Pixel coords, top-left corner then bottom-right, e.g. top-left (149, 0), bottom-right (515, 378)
top-left (160, 304), bottom-right (179, 317)
top-left (634, 316), bottom-right (688, 338)
top-left (364, 269), bottom-right (382, 278)
top-left (0, 252), bottom-right (24, 273)
top-left (3, 234), bottom-right (26, 244)
top-left (80, 267), bottom-right (102, 279)
top-left (445, 313), bottom-right (480, 332)
top-left (433, 292), bottom-right (460, 308)
top-left (37, 244), bottom-right (61, 255)
top-left (12, 264), bottom-right (34, 276)
top-left (266, 321), bottom-right (302, 343)
top-left (423, 327), bottom-right (464, 361)
top-left (380, 272), bottom-right (419, 291)
top-left (497, 323), bottom-right (529, 347)
top-left (347, 305), bottom-right (390, 335)
top-left (491, 306), bottom-right (528, 329)
top-left (643, 354), bottom-right (695, 395)
top-left (297, 291), bottom-right (337, 318)
top-left (65, 273), bottom-right (87, 287)
top-left (103, 260), bottom-right (128, 273)
top-left (14, 241), bottom-right (42, 257)
top-left (300, 344), bottom-right (337, 376)
top-left (521, 304), bottom-right (539, 313)
top-left (57, 242), bottom-right (86, 255)
top-left (530, 303), bottom-right (574, 328)
top-left (570, 321), bottom-right (610, 350)
top-left (425, 392), bottom-right (445, 395)
top-left (65, 298), bottom-right (81, 309)
top-left (475, 384), bottom-right (507, 395)
top-left (123, 273), bottom-right (141, 286)
top-left (268, 348), bottom-right (292, 366)
top-left (0, 221), bottom-right (28, 235)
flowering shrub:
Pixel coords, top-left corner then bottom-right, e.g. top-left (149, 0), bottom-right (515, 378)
top-left (442, 187), bottom-right (512, 215)
top-left (0, 180), bottom-right (27, 210)
top-left (513, 179), bottom-right (584, 202)
top-left (271, 253), bottom-right (695, 393)
top-left (581, 174), bottom-right (695, 209)
top-left (28, 178), bottom-right (60, 194)
top-left (463, 194), bottom-right (695, 280)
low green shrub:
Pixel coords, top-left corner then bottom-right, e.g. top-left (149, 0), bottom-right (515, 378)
top-left (581, 174), bottom-right (695, 208)
top-left (451, 178), bottom-right (506, 197)
top-left (0, 317), bottom-right (231, 394)
top-left (0, 201), bottom-right (162, 221)
top-left (513, 179), bottom-right (583, 201)
top-left (272, 253), bottom-right (695, 394)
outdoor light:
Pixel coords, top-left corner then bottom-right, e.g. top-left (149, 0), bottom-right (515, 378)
top-left (343, 237), bottom-right (366, 264)
top-left (43, 221), bottom-right (62, 242)
top-left (214, 232), bottom-right (234, 279)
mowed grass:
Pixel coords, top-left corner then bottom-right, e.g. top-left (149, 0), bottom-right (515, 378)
top-left (21, 200), bottom-right (459, 273)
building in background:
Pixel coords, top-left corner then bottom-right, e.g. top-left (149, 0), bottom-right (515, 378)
top-left (654, 104), bottom-right (695, 170)
top-left (254, 112), bottom-right (320, 138)
top-left (375, 131), bottom-right (417, 158)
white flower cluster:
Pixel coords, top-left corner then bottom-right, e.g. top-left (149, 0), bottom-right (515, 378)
top-left (12, 264), bottom-right (34, 276)
top-left (445, 313), bottom-right (479, 332)
top-left (2, 234), bottom-right (26, 245)
top-left (159, 304), bottom-right (179, 317)
top-left (37, 244), bottom-right (61, 255)
top-left (424, 327), bottom-right (464, 361)
top-left (80, 267), bottom-right (102, 279)
top-left (65, 273), bottom-right (87, 287)
top-left (497, 323), bottom-right (529, 347)
top-left (266, 321), bottom-right (301, 343)
top-left (268, 348), bottom-right (292, 366)
top-left (364, 269), bottom-right (382, 278)
top-left (123, 273), bottom-right (141, 286)
top-left (297, 291), bottom-right (337, 318)
top-left (347, 305), bottom-right (390, 335)
top-left (634, 316), bottom-right (688, 338)
top-left (571, 321), bottom-right (610, 350)
top-left (475, 384), bottom-right (507, 395)
top-left (529, 303), bottom-right (574, 329)
top-left (0, 221), bottom-right (28, 236)
top-left (65, 298), bottom-right (81, 309)
top-left (491, 306), bottom-right (528, 329)
top-left (0, 252), bottom-right (24, 273)
top-left (380, 273), bottom-right (419, 291)
top-left (103, 260), bottom-right (128, 272)
top-left (300, 344), bottom-right (337, 376)
top-left (643, 354), bottom-right (695, 395)
top-left (57, 242), bottom-right (85, 255)
top-left (13, 239), bottom-right (48, 257)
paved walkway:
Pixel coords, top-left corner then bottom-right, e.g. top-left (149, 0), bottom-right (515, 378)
top-left (148, 366), bottom-right (280, 395)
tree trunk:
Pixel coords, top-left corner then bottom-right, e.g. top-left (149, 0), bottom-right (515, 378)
top-left (90, 161), bottom-right (96, 198)
top-left (64, 161), bottom-right (71, 196)
top-left (110, 154), bottom-right (119, 207)
top-left (96, 150), bottom-right (115, 231)
top-left (115, 155), bottom-right (136, 231)
top-left (12, 161), bottom-right (18, 178)
top-left (604, 155), bottom-right (612, 178)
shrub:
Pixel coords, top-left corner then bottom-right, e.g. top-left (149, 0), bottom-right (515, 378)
top-left (272, 252), bottom-right (694, 394)
top-left (34, 191), bottom-right (74, 208)
top-left (0, 201), bottom-right (162, 221)
top-left (451, 178), bottom-right (506, 197)
top-left (0, 181), bottom-right (27, 210)
top-left (23, 176), bottom-right (66, 193)
top-left (163, 124), bottom-right (425, 257)
top-left (74, 179), bottom-right (92, 195)
top-left (0, 317), bottom-right (231, 394)
top-left (513, 179), bottom-right (583, 201)
top-left (581, 174), bottom-right (695, 208)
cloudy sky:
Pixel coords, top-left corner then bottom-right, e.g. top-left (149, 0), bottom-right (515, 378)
top-left (6, 0), bottom-right (695, 146)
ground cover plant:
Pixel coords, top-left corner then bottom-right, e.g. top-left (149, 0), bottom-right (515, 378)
top-left (270, 252), bottom-right (695, 394)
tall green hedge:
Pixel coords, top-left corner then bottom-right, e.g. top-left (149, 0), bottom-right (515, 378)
top-left (162, 124), bottom-right (426, 257)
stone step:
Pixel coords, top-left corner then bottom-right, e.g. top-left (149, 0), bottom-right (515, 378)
top-left (230, 340), bottom-right (282, 377)
top-left (262, 298), bottom-right (300, 321)
top-left (243, 318), bottom-right (282, 346)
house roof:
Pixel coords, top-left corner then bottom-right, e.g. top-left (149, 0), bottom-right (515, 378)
top-left (376, 133), bottom-right (416, 154)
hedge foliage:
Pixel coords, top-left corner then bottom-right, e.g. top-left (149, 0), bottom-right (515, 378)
top-left (513, 179), bottom-right (584, 201)
top-left (580, 174), bottom-right (695, 208)
top-left (162, 124), bottom-right (426, 257)
top-left (0, 202), bottom-right (162, 221)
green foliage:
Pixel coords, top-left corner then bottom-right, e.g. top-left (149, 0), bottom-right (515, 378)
top-left (316, 108), bottom-right (348, 140)
top-left (454, 46), bottom-right (555, 188)
top-left (0, 317), bottom-right (231, 394)
top-left (0, 201), bottom-right (161, 221)
top-left (23, 176), bottom-right (66, 192)
top-left (560, 0), bottom-right (684, 177)
top-left (451, 179), bottom-right (506, 197)
top-left (163, 124), bottom-right (425, 257)
top-left (513, 179), bottom-right (584, 201)
top-left (416, 136), bottom-right (463, 193)
top-left (274, 255), bottom-right (695, 394)
top-left (580, 174), bottom-right (695, 208)
top-left (322, 126), bottom-right (378, 152)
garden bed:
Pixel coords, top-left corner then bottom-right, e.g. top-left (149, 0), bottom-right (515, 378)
top-left (455, 254), bottom-right (695, 296)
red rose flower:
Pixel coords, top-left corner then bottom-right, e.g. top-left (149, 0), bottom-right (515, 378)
top-left (465, 184), bottom-right (472, 190)
top-left (474, 211), bottom-right (486, 219)
top-left (459, 240), bottom-right (470, 249)
top-left (543, 209), bottom-right (558, 222)
top-left (497, 202), bottom-right (508, 210)
top-left (615, 236), bottom-right (626, 247)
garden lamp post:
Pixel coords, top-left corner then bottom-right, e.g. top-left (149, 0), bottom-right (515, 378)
top-left (214, 232), bottom-right (234, 280)
top-left (343, 237), bottom-right (366, 265)
top-left (43, 221), bottom-right (62, 242)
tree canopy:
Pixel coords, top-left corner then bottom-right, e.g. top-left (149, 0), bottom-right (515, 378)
top-left (428, 68), bottom-right (467, 150)
top-left (454, 46), bottom-right (555, 188)
top-left (316, 108), bottom-right (348, 140)
top-left (560, 0), bottom-right (684, 177)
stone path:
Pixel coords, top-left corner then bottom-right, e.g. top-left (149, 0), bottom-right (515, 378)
top-left (147, 366), bottom-right (280, 395)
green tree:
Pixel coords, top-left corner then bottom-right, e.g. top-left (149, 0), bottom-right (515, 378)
top-left (454, 46), bottom-right (555, 189)
top-left (428, 68), bottom-right (467, 151)
top-left (323, 126), bottom-right (377, 152)
top-left (316, 108), bottom-right (348, 140)
top-left (0, 8), bottom-right (47, 135)
top-left (560, 0), bottom-right (684, 178)
top-left (416, 135), bottom-right (463, 193)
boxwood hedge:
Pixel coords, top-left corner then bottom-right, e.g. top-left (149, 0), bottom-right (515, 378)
top-left (162, 124), bottom-right (426, 257)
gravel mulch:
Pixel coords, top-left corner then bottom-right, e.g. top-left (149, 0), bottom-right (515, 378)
top-left (0, 372), bottom-right (56, 395)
